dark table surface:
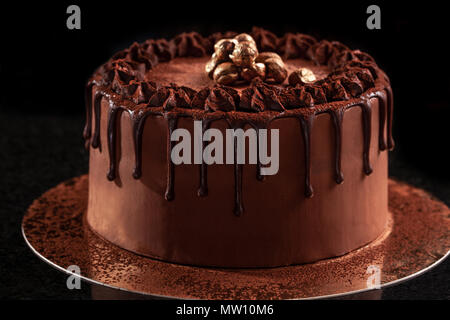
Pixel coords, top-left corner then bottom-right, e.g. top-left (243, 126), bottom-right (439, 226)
top-left (0, 111), bottom-right (448, 300)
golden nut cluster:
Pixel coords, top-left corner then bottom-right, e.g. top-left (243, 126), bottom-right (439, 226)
top-left (206, 34), bottom-right (288, 85)
top-left (288, 68), bottom-right (317, 86)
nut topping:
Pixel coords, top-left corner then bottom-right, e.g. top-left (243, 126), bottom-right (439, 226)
top-left (234, 33), bottom-right (256, 46)
top-left (205, 53), bottom-right (220, 78)
top-left (214, 39), bottom-right (237, 61)
top-left (264, 58), bottom-right (288, 83)
top-left (288, 68), bottom-right (317, 86)
top-left (255, 52), bottom-right (284, 64)
top-left (229, 41), bottom-right (258, 67)
top-left (241, 62), bottom-right (266, 82)
top-left (213, 62), bottom-right (239, 85)
top-left (206, 34), bottom-right (287, 85)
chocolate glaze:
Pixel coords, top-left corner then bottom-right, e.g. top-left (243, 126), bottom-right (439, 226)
top-left (386, 86), bottom-right (395, 149)
top-left (299, 115), bottom-right (314, 198)
top-left (106, 105), bottom-right (121, 181)
top-left (91, 90), bottom-right (103, 149)
top-left (83, 81), bottom-right (95, 149)
top-left (233, 139), bottom-right (244, 216)
top-left (329, 108), bottom-right (345, 184)
top-left (84, 82), bottom-right (393, 214)
top-left (165, 116), bottom-right (177, 201)
top-left (83, 28), bottom-right (394, 216)
top-left (131, 110), bottom-right (147, 179)
top-left (361, 101), bottom-right (373, 175)
top-left (377, 90), bottom-right (387, 151)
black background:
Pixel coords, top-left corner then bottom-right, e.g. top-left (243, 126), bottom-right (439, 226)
top-left (0, 1), bottom-right (449, 299)
top-left (1, 1), bottom-right (449, 177)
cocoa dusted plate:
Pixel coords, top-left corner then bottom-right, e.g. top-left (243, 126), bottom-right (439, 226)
top-left (22, 175), bottom-right (450, 299)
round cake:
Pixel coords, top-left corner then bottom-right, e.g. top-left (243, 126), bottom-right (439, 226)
top-left (84, 27), bottom-right (394, 268)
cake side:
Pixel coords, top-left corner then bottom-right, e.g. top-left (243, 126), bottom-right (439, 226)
top-left (86, 92), bottom-right (388, 267)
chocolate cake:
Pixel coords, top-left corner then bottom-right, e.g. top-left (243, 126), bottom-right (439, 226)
top-left (84, 27), bottom-right (394, 268)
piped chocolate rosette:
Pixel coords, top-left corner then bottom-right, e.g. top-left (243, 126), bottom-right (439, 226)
top-left (89, 28), bottom-right (385, 113)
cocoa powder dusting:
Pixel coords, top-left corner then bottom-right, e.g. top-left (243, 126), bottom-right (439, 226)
top-left (23, 176), bottom-right (449, 299)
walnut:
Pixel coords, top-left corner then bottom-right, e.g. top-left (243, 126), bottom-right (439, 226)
top-left (255, 52), bottom-right (283, 64)
top-left (288, 68), bottom-right (317, 86)
top-left (229, 41), bottom-right (258, 67)
top-left (264, 58), bottom-right (288, 83)
top-left (234, 33), bottom-right (255, 44)
top-left (213, 62), bottom-right (239, 85)
top-left (214, 39), bottom-right (237, 61)
top-left (206, 39), bottom-right (237, 79)
top-left (240, 62), bottom-right (266, 82)
top-left (234, 33), bottom-right (257, 50)
top-left (205, 53), bottom-right (220, 78)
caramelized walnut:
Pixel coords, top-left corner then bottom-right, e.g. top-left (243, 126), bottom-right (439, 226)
top-left (214, 39), bottom-right (237, 61)
top-left (213, 62), bottom-right (239, 85)
top-left (240, 62), bottom-right (266, 82)
top-left (255, 52), bottom-right (283, 64)
top-left (234, 33), bottom-right (256, 45)
top-left (229, 41), bottom-right (258, 67)
top-left (205, 53), bottom-right (220, 78)
top-left (288, 68), bottom-right (317, 86)
top-left (264, 58), bottom-right (288, 83)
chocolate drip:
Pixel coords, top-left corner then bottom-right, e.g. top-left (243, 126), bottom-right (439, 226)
top-left (226, 121), bottom-right (246, 216)
top-left (363, 89), bottom-right (392, 153)
top-left (233, 136), bottom-right (244, 216)
top-left (198, 120), bottom-right (211, 197)
top-left (131, 112), bottom-right (148, 179)
top-left (359, 101), bottom-right (373, 175)
top-left (385, 86), bottom-right (395, 150)
top-left (85, 83), bottom-right (393, 216)
top-left (83, 81), bottom-right (95, 149)
top-left (329, 109), bottom-right (344, 184)
top-left (377, 90), bottom-right (387, 151)
top-left (91, 91), bottom-right (104, 149)
top-left (165, 117), bottom-right (178, 201)
top-left (106, 106), bottom-right (122, 181)
top-left (299, 115), bottom-right (314, 198)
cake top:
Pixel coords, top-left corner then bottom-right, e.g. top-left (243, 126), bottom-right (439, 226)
top-left (89, 27), bottom-right (388, 114)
